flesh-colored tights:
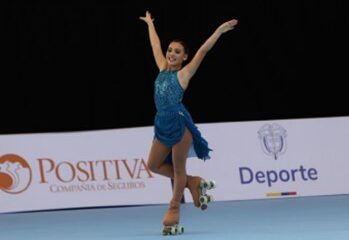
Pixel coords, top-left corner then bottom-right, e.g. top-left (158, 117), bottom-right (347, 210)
top-left (147, 128), bottom-right (192, 203)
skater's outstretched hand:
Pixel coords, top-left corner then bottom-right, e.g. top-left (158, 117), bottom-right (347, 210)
top-left (139, 11), bottom-right (154, 25)
top-left (139, 10), bottom-right (166, 70)
top-left (217, 19), bottom-right (238, 34)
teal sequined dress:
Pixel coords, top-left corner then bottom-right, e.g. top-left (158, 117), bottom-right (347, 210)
top-left (153, 70), bottom-right (212, 164)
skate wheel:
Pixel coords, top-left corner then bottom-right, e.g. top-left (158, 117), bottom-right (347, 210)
top-left (209, 180), bottom-right (216, 189)
top-left (201, 179), bottom-right (216, 190)
top-left (200, 203), bottom-right (208, 210)
top-left (170, 227), bottom-right (176, 235)
top-left (200, 180), bottom-right (208, 189)
top-left (200, 194), bottom-right (212, 204)
top-left (177, 226), bottom-right (184, 234)
top-left (162, 226), bottom-right (176, 235)
top-left (162, 227), bottom-right (169, 235)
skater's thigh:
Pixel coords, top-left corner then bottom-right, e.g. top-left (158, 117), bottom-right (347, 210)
top-left (172, 128), bottom-right (192, 171)
top-left (147, 138), bottom-right (171, 168)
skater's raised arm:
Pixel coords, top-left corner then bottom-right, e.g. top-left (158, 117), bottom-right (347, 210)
top-left (139, 11), bottom-right (166, 71)
top-left (178, 19), bottom-right (238, 88)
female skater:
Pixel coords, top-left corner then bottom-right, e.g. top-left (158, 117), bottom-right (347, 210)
top-left (140, 10), bottom-right (238, 235)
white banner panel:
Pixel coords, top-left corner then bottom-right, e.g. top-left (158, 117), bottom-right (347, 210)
top-left (2, 116), bottom-right (349, 213)
top-left (0, 127), bottom-right (172, 213)
top-left (184, 116), bottom-right (349, 203)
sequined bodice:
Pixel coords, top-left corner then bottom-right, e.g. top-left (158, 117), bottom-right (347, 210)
top-left (154, 70), bottom-right (184, 111)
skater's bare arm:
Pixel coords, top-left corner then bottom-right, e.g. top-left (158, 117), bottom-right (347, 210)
top-left (179, 19), bottom-right (238, 88)
top-left (139, 11), bottom-right (167, 71)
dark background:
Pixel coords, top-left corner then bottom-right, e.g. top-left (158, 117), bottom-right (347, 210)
top-left (2, 0), bottom-right (348, 134)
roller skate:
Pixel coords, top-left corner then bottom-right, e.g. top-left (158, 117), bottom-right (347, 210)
top-left (199, 179), bottom-right (216, 210)
top-left (162, 200), bottom-right (184, 235)
top-left (186, 175), bottom-right (216, 210)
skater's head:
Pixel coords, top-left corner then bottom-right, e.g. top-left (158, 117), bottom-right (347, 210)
top-left (166, 39), bottom-right (189, 69)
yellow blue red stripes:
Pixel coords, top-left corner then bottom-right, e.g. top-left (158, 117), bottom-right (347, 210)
top-left (266, 192), bottom-right (297, 197)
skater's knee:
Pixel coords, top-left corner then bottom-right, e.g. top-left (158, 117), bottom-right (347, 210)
top-left (147, 159), bottom-right (159, 173)
top-left (173, 168), bottom-right (186, 178)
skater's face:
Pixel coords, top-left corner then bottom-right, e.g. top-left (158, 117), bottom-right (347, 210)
top-left (166, 41), bottom-right (188, 68)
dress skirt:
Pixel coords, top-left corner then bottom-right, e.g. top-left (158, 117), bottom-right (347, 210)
top-left (154, 103), bottom-right (212, 164)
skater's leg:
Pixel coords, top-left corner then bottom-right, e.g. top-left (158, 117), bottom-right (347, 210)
top-left (147, 138), bottom-right (197, 186)
top-left (171, 128), bottom-right (192, 203)
top-left (162, 128), bottom-right (192, 230)
top-left (147, 139), bottom-right (174, 178)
